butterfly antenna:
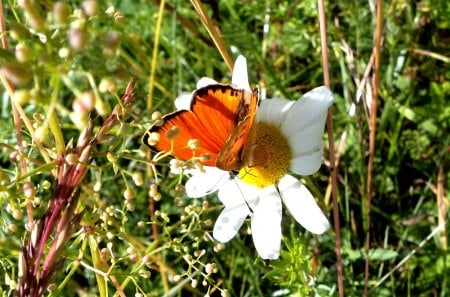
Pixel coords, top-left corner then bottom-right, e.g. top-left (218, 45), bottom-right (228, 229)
top-left (230, 173), bottom-right (254, 213)
top-left (205, 172), bottom-right (228, 194)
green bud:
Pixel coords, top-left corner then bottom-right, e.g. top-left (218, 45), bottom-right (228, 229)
top-left (0, 62), bottom-right (31, 85)
top-left (82, 0), bottom-right (99, 17)
top-left (68, 28), bottom-right (87, 51)
top-left (13, 89), bottom-right (31, 105)
top-left (9, 23), bottom-right (30, 41)
top-left (15, 43), bottom-right (32, 63)
top-left (53, 2), bottom-right (72, 25)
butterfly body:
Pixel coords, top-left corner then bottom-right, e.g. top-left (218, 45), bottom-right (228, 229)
top-left (144, 84), bottom-right (259, 172)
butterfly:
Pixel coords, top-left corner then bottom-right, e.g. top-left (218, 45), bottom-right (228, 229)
top-left (143, 84), bottom-right (259, 173)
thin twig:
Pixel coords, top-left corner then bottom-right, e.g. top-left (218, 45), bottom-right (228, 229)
top-left (370, 223), bottom-right (446, 292)
top-left (364, 0), bottom-right (383, 295)
top-left (150, 0), bottom-right (214, 47)
top-left (147, 0), bottom-right (166, 109)
top-left (190, 0), bottom-right (233, 72)
top-left (317, 0), bottom-right (344, 296)
top-left (437, 163), bottom-right (447, 250)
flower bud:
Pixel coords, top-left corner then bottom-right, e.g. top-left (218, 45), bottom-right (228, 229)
top-left (132, 172), bottom-right (143, 186)
top-left (0, 62), bottom-right (31, 85)
top-left (12, 208), bottom-right (23, 220)
top-left (42, 180), bottom-right (51, 189)
top-left (93, 181), bottom-right (101, 192)
top-left (13, 89), bottom-right (31, 105)
top-left (70, 111), bottom-right (89, 130)
top-left (166, 126), bottom-right (179, 140)
top-left (81, 0), bottom-right (99, 16)
top-left (9, 23), bottom-right (30, 41)
top-left (73, 91), bottom-right (95, 114)
top-left (98, 77), bottom-right (116, 93)
top-left (68, 28), bottom-right (87, 51)
top-left (145, 132), bottom-right (160, 146)
top-left (138, 269), bottom-right (151, 279)
top-left (126, 202), bottom-right (135, 211)
top-left (23, 181), bottom-right (35, 198)
top-left (191, 279), bottom-right (198, 288)
top-left (5, 224), bottom-right (17, 234)
top-left (9, 151), bottom-right (19, 163)
top-left (151, 111), bottom-right (162, 121)
top-left (169, 159), bottom-right (182, 174)
top-left (15, 43), bottom-right (32, 63)
top-left (187, 139), bottom-right (199, 150)
top-left (114, 11), bottom-right (125, 24)
top-left (53, 2), bottom-right (71, 25)
top-left (123, 188), bottom-right (135, 200)
top-left (105, 31), bottom-right (121, 50)
top-left (58, 47), bottom-right (70, 58)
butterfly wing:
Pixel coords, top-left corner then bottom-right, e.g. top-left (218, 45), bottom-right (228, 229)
top-left (143, 109), bottom-right (221, 166)
top-left (216, 87), bottom-right (259, 171)
top-left (143, 84), bottom-right (252, 167)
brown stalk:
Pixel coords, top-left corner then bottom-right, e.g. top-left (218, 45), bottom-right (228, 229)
top-left (437, 163), bottom-right (447, 250)
top-left (364, 0), bottom-right (383, 295)
top-left (190, 0), bottom-right (233, 71)
top-left (317, 0), bottom-right (344, 296)
top-left (17, 80), bottom-right (138, 296)
top-left (150, 0), bottom-right (214, 47)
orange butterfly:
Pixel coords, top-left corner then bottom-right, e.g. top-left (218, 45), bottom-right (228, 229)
top-left (143, 84), bottom-right (259, 173)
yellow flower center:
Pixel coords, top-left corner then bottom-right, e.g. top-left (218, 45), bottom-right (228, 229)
top-left (238, 122), bottom-right (291, 188)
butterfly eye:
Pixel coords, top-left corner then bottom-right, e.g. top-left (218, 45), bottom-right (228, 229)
top-left (166, 126), bottom-right (180, 139)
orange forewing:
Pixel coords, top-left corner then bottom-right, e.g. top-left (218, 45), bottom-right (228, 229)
top-left (143, 84), bottom-right (259, 170)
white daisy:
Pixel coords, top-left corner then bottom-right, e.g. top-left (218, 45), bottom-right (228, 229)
top-left (177, 55), bottom-right (333, 259)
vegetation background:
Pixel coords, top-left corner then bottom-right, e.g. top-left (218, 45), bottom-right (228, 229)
top-left (0, 0), bottom-right (449, 296)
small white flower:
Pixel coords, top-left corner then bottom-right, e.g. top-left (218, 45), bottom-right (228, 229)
top-left (175, 55), bottom-right (334, 259)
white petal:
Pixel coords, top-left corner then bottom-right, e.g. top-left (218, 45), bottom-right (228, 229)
top-left (217, 177), bottom-right (258, 208)
top-left (257, 98), bottom-right (294, 126)
top-left (251, 186), bottom-right (282, 259)
top-left (290, 143), bottom-right (324, 175)
top-left (213, 204), bottom-right (249, 242)
top-left (175, 78), bottom-right (221, 110)
top-left (287, 112), bottom-right (327, 156)
top-left (278, 175), bottom-right (330, 234)
top-left (281, 86), bottom-right (333, 138)
top-left (197, 77), bottom-right (218, 89)
top-left (185, 167), bottom-right (227, 198)
top-left (174, 93), bottom-right (193, 110)
top-left (232, 55), bottom-right (251, 92)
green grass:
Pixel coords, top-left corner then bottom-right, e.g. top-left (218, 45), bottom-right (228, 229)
top-left (0, 0), bottom-right (449, 296)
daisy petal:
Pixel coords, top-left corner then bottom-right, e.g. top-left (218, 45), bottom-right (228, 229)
top-left (257, 98), bottom-right (294, 126)
top-left (281, 86), bottom-right (333, 139)
top-left (217, 178), bottom-right (258, 207)
top-left (251, 186), bottom-right (282, 259)
top-left (185, 167), bottom-right (227, 198)
top-left (197, 77), bottom-right (219, 89)
top-left (174, 93), bottom-right (193, 110)
top-left (278, 175), bottom-right (330, 234)
top-left (290, 140), bottom-right (324, 175)
top-left (213, 204), bottom-right (249, 242)
top-left (232, 55), bottom-right (251, 92)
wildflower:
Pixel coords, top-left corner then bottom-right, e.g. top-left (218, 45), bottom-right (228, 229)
top-left (174, 56), bottom-right (333, 259)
